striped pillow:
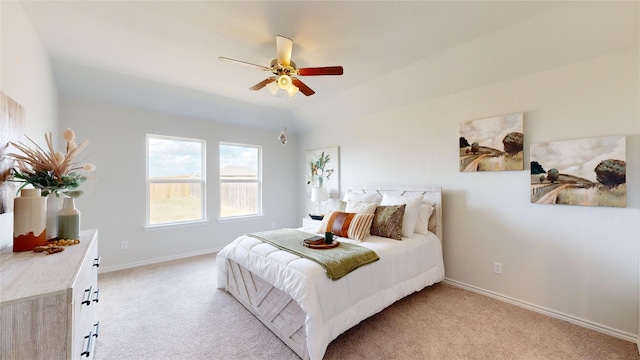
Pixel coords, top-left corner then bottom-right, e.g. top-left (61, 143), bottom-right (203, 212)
top-left (317, 211), bottom-right (374, 242)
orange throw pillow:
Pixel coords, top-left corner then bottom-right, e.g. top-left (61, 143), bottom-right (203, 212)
top-left (317, 211), bottom-right (374, 241)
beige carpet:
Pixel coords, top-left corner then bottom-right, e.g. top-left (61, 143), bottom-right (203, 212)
top-left (94, 253), bottom-right (640, 360)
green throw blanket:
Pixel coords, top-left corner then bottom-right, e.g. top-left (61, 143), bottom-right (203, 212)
top-left (247, 229), bottom-right (380, 280)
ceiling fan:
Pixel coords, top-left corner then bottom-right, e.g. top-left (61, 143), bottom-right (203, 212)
top-left (218, 35), bottom-right (344, 97)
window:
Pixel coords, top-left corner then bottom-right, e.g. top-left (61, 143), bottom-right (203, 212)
top-left (146, 135), bottom-right (206, 227)
top-left (219, 143), bottom-right (261, 219)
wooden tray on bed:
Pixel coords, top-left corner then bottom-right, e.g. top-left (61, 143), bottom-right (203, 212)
top-left (306, 241), bottom-right (339, 249)
top-left (302, 237), bottom-right (339, 249)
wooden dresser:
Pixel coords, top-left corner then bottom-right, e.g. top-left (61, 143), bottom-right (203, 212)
top-left (1, 229), bottom-right (100, 360)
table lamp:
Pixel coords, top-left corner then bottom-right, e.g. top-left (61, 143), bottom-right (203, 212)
top-left (310, 187), bottom-right (329, 215)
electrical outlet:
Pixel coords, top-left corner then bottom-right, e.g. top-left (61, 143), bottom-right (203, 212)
top-left (493, 262), bottom-right (502, 274)
top-left (121, 241), bottom-right (128, 250)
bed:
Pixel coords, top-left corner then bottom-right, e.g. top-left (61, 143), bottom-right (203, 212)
top-left (216, 187), bottom-right (444, 360)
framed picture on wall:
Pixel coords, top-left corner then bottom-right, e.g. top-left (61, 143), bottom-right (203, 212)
top-left (530, 135), bottom-right (626, 207)
top-left (459, 113), bottom-right (524, 172)
top-left (0, 92), bottom-right (25, 213)
top-left (306, 146), bottom-right (339, 198)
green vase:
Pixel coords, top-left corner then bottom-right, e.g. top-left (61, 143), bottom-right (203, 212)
top-left (56, 197), bottom-right (80, 240)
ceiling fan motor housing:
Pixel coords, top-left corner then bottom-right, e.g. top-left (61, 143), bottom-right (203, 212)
top-left (270, 59), bottom-right (298, 76)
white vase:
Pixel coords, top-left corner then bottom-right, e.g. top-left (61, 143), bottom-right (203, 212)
top-left (46, 194), bottom-right (63, 239)
top-left (13, 189), bottom-right (47, 252)
top-left (57, 197), bottom-right (80, 240)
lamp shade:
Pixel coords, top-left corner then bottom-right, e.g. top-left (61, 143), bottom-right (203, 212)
top-left (277, 74), bottom-right (293, 90)
top-left (310, 187), bottom-right (329, 202)
top-left (267, 81), bottom-right (279, 95)
top-left (286, 84), bottom-right (299, 97)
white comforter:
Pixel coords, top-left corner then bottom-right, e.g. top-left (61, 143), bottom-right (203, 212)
top-left (216, 230), bottom-right (445, 360)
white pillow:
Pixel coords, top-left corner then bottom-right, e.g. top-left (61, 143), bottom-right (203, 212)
top-left (380, 194), bottom-right (422, 237)
top-left (343, 192), bottom-right (381, 203)
top-left (345, 201), bottom-right (377, 214)
top-left (415, 203), bottom-right (434, 235)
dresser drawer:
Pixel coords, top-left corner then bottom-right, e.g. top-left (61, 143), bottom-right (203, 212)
top-left (72, 237), bottom-right (99, 359)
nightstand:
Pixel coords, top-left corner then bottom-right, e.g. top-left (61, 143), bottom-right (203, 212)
top-left (302, 218), bottom-right (322, 233)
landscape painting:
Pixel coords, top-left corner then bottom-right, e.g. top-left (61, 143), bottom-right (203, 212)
top-left (530, 135), bottom-right (626, 207)
top-left (459, 113), bottom-right (524, 172)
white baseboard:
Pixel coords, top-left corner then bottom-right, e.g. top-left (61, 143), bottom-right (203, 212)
top-left (98, 247), bottom-right (223, 274)
top-left (444, 278), bottom-right (638, 344)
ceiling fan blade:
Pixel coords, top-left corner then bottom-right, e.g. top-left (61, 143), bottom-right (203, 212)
top-left (249, 77), bottom-right (277, 90)
top-left (298, 66), bottom-right (344, 76)
top-left (218, 56), bottom-right (270, 71)
top-left (276, 35), bottom-right (293, 66)
top-left (292, 78), bottom-right (315, 96)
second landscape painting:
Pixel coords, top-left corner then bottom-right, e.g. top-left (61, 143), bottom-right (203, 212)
top-left (530, 135), bottom-right (626, 207)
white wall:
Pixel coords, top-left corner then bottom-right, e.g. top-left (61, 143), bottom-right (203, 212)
top-left (298, 49), bottom-right (639, 339)
top-left (0, 1), bottom-right (58, 250)
top-left (59, 98), bottom-right (299, 270)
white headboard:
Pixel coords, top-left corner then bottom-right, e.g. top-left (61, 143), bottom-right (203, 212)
top-left (344, 187), bottom-right (443, 242)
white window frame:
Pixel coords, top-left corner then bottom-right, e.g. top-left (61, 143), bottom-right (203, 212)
top-left (219, 142), bottom-right (262, 220)
top-left (144, 134), bottom-right (207, 230)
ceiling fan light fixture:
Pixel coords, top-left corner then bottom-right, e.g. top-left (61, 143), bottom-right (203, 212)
top-left (266, 75), bottom-right (298, 99)
top-left (286, 84), bottom-right (299, 97)
top-left (267, 81), bottom-right (279, 95)
top-left (277, 74), bottom-right (293, 90)
top-left (267, 80), bottom-right (296, 99)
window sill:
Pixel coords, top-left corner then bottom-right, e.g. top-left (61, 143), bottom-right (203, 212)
top-left (217, 214), bottom-right (264, 223)
top-left (143, 219), bottom-right (209, 231)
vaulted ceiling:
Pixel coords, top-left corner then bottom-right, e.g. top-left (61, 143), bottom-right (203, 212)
top-left (17, 1), bottom-right (635, 133)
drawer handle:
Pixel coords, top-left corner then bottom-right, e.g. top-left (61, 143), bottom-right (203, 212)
top-left (93, 321), bottom-right (100, 338)
top-left (93, 256), bottom-right (101, 268)
top-left (82, 286), bottom-right (93, 306)
top-left (93, 288), bottom-right (100, 303)
top-left (80, 331), bottom-right (93, 357)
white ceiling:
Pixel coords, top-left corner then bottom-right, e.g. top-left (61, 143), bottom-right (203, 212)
top-left (17, 1), bottom-right (631, 133)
